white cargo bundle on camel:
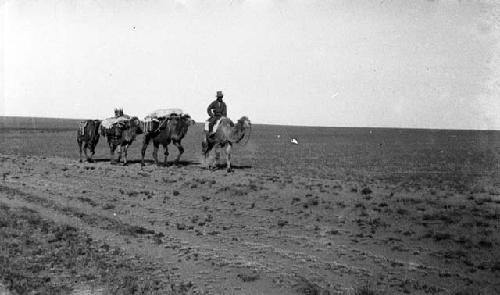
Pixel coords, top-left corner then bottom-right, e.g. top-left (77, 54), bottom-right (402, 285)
top-left (143, 108), bottom-right (190, 133)
top-left (100, 108), bottom-right (131, 129)
top-left (144, 108), bottom-right (185, 121)
top-left (101, 115), bottom-right (131, 129)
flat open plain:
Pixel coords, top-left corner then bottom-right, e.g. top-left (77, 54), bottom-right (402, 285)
top-left (1, 116), bottom-right (500, 294)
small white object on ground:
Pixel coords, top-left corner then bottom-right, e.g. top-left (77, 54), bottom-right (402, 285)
top-left (291, 138), bottom-right (298, 145)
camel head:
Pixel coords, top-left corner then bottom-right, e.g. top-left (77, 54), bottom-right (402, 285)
top-left (170, 114), bottom-right (195, 128)
top-left (237, 116), bottom-right (251, 128)
top-left (181, 114), bottom-right (196, 127)
top-left (231, 116), bottom-right (251, 143)
top-left (129, 117), bottom-right (143, 134)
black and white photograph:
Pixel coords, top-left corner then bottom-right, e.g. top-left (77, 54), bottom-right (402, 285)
top-left (1, 0), bottom-right (500, 294)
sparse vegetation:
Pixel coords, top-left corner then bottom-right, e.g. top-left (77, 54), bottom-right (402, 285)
top-left (0, 204), bottom-right (179, 294)
top-left (354, 285), bottom-right (379, 295)
top-left (1, 118), bottom-right (499, 294)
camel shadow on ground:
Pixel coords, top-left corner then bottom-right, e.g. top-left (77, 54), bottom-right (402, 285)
top-left (90, 159), bottom-right (199, 167)
top-left (89, 158), bottom-right (152, 164)
top-left (149, 160), bottom-right (200, 167)
top-left (211, 163), bottom-right (253, 170)
top-left (83, 159), bottom-right (251, 170)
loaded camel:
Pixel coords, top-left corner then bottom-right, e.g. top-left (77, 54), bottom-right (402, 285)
top-left (101, 116), bottom-right (143, 165)
top-left (141, 111), bottom-right (195, 166)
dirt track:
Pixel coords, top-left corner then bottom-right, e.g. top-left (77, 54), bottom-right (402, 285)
top-left (1, 152), bottom-right (499, 294)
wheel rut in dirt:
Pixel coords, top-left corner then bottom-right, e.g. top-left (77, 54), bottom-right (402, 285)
top-left (1, 154), bottom-right (500, 294)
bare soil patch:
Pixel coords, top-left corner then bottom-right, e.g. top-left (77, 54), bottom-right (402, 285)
top-left (0, 119), bottom-right (499, 294)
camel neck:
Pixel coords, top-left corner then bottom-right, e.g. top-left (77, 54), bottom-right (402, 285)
top-left (230, 121), bottom-right (245, 142)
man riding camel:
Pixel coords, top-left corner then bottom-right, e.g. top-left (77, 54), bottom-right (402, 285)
top-left (114, 108), bottom-right (124, 118)
top-left (205, 90), bottom-right (227, 137)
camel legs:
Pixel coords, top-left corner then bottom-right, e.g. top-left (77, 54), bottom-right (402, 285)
top-left (89, 144), bottom-right (96, 163)
top-left (225, 144), bottom-right (232, 172)
top-left (202, 141), bottom-right (215, 169)
top-left (121, 145), bottom-right (129, 166)
top-left (203, 151), bottom-right (209, 169)
top-left (163, 145), bottom-right (169, 167)
top-left (110, 144), bottom-right (117, 164)
top-left (141, 136), bottom-right (150, 167)
top-left (202, 141), bottom-right (208, 167)
top-left (202, 133), bottom-right (211, 155)
top-left (116, 145), bottom-right (123, 164)
top-left (82, 144), bottom-right (91, 163)
top-left (202, 140), bottom-right (208, 154)
top-left (173, 140), bottom-right (184, 164)
top-left (152, 142), bottom-right (160, 166)
top-left (78, 140), bottom-right (83, 163)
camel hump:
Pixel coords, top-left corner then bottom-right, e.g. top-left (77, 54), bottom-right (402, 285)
top-left (219, 117), bottom-right (234, 126)
top-left (211, 117), bottom-right (233, 133)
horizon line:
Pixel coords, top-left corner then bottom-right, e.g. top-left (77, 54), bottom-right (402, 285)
top-left (0, 115), bottom-right (498, 132)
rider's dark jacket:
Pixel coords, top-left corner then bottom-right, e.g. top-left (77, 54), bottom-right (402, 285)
top-left (207, 99), bottom-right (227, 118)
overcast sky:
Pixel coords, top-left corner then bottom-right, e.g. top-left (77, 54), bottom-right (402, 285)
top-left (1, 0), bottom-right (499, 129)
